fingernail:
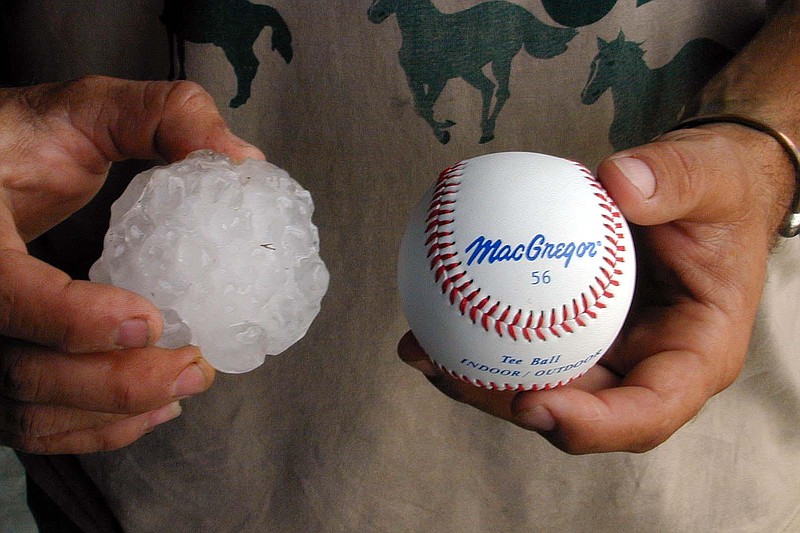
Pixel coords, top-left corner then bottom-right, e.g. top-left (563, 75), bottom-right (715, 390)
top-left (226, 131), bottom-right (265, 161)
top-left (115, 319), bottom-right (150, 348)
top-left (612, 156), bottom-right (656, 199)
top-left (517, 405), bottom-right (556, 432)
top-left (171, 364), bottom-right (209, 398)
top-left (146, 401), bottom-right (182, 430)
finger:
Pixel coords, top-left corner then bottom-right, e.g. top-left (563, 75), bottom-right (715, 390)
top-left (1, 395), bottom-right (127, 438)
top-left (26, 76), bottom-right (265, 165)
top-left (599, 128), bottom-right (772, 320)
top-left (150, 80), bottom-right (266, 162)
top-left (3, 78), bottom-right (266, 242)
top-left (511, 302), bottom-right (739, 454)
top-left (400, 330), bottom-right (620, 426)
top-left (397, 331), bottom-right (438, 378)
top-left (511, 347), bottom-right (714, 454)
top-left (597, 128), bottom-right (737, 226)
top-left (82, 76), bottom-right (265, 162)
top-left (598, 124), bottom-right (796, 239)
top-left (29, 402), bottom-right (182, 455)
top-left (398, 332), bottom-right (517, 418)
top-left (2, 400), bottom-right (182, 455)
top-left (401, 316), bottom-right (725, 455)
top-left (0, 248), bottom-right (161, 352)
top-left (0, 339), bottom-right (214, 413)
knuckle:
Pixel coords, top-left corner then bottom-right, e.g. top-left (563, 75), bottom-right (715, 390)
top-left (0, 301), bottom-right (12, 338)
top-left (0, 349), bottom-right (44, 402)
top-left (115, 381), bottom-right (139, 413)
top-left (13, 435), bottom-right (43, 454)
top-left (660, 129), bottom-right (749, 213)
top-left (104, 349), bottom-right (177, 413)
top-left (64, 74), bottom-right (114, 95)
top-left (53, 279), bottom-right (80, 353)
top-left (0, 255), bottom-right (20, 338)
top-left (2, 404), bottom-right (48, 453)
top-left (17, 76), bottom-right (106, 115)
top-left (657, 140), bottom-right (706, 205)
top-left (15, 402), bottom-right (46, 443)
top-left (105, 367), bottom-right (146, 413)
top-left (164, 80), bottom-right (215, 111)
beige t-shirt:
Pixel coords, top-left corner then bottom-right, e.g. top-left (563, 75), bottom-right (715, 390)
top-left (5, 1), bottom-right (800, 531)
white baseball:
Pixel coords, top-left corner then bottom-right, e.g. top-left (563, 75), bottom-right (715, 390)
top-left (398, 152), bottom-right (636, 390)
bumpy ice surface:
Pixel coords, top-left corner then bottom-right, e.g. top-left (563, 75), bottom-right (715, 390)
top-left (90, 150), bottom-right (329, 373)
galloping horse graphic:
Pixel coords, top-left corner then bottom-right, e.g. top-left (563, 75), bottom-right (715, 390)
top-left (161, 0), bottom-right (293, 108)
top-left (368, 0), bottom-right (577, 144)
top-left (581, 31), bottom-right (732, 150)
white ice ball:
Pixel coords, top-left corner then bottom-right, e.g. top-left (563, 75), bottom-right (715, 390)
top-left (90, 150), bottom-right (329, 373)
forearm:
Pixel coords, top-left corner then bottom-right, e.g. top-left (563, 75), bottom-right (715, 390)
top-left (691, 0), bottom-right (800, 235)
top-left (698, 1), bottom-right (800, 130)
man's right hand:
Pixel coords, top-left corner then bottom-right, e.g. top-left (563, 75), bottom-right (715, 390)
top-left (0, 76), bottom-right (264, 454)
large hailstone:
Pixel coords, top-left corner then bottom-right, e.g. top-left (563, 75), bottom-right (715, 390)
top-left (89, 150), bottom-right (329, 373)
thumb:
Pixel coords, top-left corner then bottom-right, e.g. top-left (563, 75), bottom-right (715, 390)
top-left (596, 127), bottom-right (760, 229)
top-left (70, 77), bottom-right (266, 164)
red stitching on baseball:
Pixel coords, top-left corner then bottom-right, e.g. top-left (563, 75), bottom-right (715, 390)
top-left (425, 159), bottom-right (627, 345)
top-left (430, 357), bottom-right (589, 391)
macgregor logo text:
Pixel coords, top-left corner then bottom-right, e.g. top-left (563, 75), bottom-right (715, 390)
top-left (464, 234), bottom-right (601, 268)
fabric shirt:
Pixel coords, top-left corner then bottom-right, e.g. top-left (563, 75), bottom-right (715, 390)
top-left (4, 1), bottom-right (800, 531)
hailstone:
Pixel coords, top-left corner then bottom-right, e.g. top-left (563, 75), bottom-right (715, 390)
top-left (89, 150), bottom-right (329, 373)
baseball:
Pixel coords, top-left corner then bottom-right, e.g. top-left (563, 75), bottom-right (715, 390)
top-left (398, 152), bottom-right (636, 390)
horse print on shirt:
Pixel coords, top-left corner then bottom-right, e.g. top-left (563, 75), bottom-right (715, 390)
top-left (540, 0), bottom-right (617, 27)
top-left (368, 0), bottom-right (577, 144)
top-left (581, 31), bottom-right (732, 150)
top-left (161, 0), bottom-right (293, 108)
top-left (535, 1), bottom-right (661, 31)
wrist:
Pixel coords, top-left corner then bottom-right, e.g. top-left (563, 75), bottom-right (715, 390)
top-left (671, 115), bottom-right (800, 238)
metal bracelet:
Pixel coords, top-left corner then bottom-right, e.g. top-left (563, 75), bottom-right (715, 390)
top-left (671, 113), bottom-right (800, 238)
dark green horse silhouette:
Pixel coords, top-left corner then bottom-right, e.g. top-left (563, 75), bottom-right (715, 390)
top-left (581, 31), bottom-right (732, 150)
top-left (161, 0), bottom-right (293, 108)
top-left (541, 0), bottom-right (657, 28)
top-left (368, 0), bottom-right (577, 144)
top-left (541, 0), bottom-right (617, 27)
